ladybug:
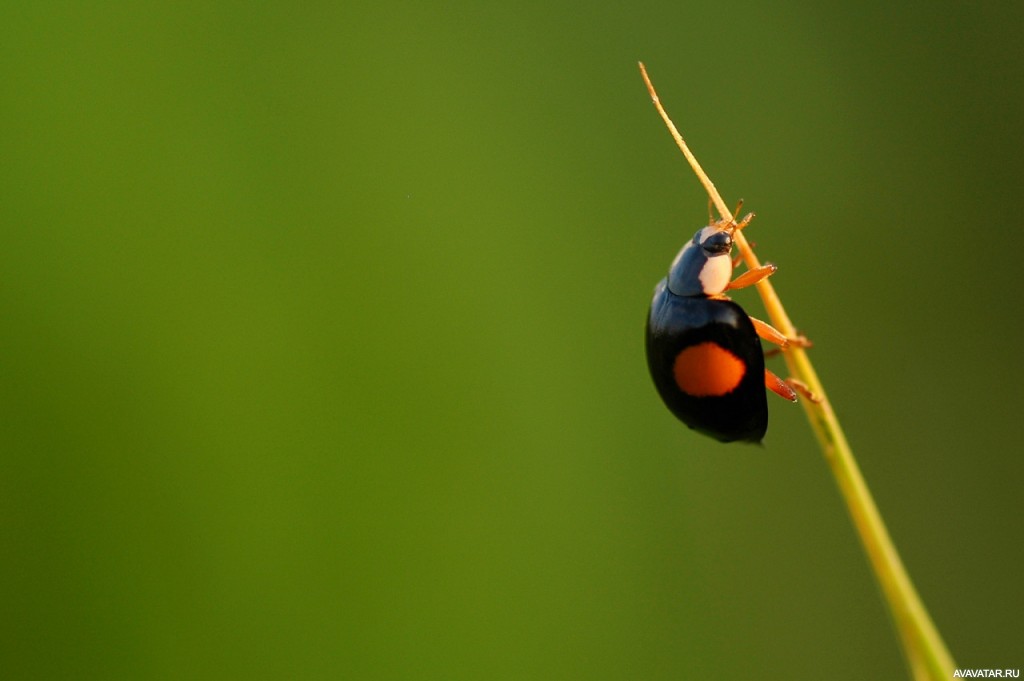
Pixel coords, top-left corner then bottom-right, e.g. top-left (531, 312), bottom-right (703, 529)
top-left (646, 212), bottom-right (806, 443)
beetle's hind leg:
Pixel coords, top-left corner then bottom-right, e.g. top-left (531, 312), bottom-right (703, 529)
top-left (765, 370), bottom-right (797, 401)
top-left (764, 371), bottom-right (821, 403)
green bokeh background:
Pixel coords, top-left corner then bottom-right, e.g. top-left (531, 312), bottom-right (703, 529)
top-left (2, 2), bottom-right (1022, 679)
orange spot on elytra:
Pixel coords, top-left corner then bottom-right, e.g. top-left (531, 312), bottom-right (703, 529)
top-left (673, 342), bottom-right (746, 397)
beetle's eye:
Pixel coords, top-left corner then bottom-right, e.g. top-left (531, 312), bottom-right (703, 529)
top-left (702, 231), bottom-right (732, 255)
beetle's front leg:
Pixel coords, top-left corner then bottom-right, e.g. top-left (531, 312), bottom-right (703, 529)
top-left (726, 263), bottom-right (777, 291)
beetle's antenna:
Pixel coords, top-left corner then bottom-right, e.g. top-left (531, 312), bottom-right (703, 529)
top-left (725, 200), bottom-right (754, 235)
top-left (732, 199), bottom-right (744, 222)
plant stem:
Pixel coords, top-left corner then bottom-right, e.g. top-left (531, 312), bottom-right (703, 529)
top-left (638, 61), bottom-right (956, 681)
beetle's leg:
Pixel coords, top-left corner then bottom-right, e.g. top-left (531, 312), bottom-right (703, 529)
top-left (748, 316), bottom-right (812, 349)
top-left (786, 378), bottom-right (822, 403)
top-left (765, 370), bottom-right (797, 401)
top-left (764, 372), bottom-right (823, 403)
top-left (726, 263), bottom-right (776, 291)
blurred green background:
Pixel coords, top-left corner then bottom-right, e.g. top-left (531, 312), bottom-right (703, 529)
top-left (2, 2), bottom-right (1021, 679)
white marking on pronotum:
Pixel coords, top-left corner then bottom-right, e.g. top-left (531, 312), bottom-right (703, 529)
top-left (696, 228), bottom-right (733, 295)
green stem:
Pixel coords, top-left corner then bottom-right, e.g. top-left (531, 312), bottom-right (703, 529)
top-left (639, 61), bottom-right (956, 680)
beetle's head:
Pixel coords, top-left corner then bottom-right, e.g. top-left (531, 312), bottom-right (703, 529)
top-left (667, 224), bottom-right (735, 297)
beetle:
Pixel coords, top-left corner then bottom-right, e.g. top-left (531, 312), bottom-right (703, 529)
top-left (646, 211), bottom-right (807, 443)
